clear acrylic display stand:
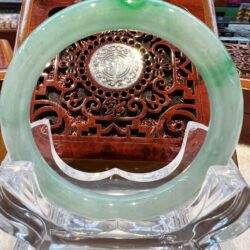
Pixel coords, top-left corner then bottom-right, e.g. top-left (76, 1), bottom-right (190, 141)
top-left (0, 1), bottom-right (249, 249)
top-left (0, 121), bottom-right (249, 250)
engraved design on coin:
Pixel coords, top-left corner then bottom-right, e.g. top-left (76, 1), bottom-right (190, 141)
top-left (89, 43), bottom-right (143, 90)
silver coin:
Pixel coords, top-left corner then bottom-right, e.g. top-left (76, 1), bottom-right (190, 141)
top-left (89, 43), bottom-right (143, 90)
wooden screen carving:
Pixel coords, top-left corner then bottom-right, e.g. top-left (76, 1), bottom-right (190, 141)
top-left (224, 43), bottom-right (250, 80)
top-left (30, 30), bottom-right (209, 169)
top-left (224, 43), bottom-right (250, 145)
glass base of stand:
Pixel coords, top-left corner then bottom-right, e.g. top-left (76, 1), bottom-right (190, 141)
top-left (0, 158), bottom-right (249, 249)
top-left (0, 122), bottom-right (249, 250)
top-left (13, 240), bottom-right (222, 250)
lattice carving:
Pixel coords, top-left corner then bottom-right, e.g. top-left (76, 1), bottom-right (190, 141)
top-left (30, 30), bottom-right (209, 165)
top-left (225, 43), bottom-right (250, 80)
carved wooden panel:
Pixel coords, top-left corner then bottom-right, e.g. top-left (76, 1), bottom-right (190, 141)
top-left (15, 0), bottom-right (217, 171)
top-left (30, 30), bottom-right (209, 168)
top-left (224, 43), bottom-right (250, 80)
top-left (15, 0), bottom-right (217, 49)
top-left (224, 43), bottom-right (250, 145)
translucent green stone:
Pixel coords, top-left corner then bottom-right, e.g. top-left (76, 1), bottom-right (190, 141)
top-left (0, 0), bottom-right (243, 220)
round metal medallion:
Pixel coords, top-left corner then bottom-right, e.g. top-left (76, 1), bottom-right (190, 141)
top-left (89, 43), bottom-right (143, 90)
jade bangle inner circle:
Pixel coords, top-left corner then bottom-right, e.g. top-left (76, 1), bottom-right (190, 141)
top-left (0, 0), bottom-right (243, 220)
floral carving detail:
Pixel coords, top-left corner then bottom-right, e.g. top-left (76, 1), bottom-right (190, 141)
top-left (224, 43), bottom-right (250, 79)
top-left (103, 98), bottom-right (127, 116)
top-left (152, 55), bottom-right (172, 78)
top-left (31, 30), bottom-right (208, 142)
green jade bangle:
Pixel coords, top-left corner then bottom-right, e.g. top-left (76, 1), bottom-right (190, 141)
top-left (0, 0), bottom-right (243, 220)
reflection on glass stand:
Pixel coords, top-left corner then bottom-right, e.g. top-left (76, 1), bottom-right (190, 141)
top-left (0, 121), bottom-right (249, 250)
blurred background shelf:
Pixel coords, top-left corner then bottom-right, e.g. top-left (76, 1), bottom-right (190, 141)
top-left (0, 0), bottom-right (20, 47)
